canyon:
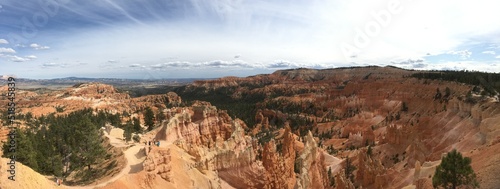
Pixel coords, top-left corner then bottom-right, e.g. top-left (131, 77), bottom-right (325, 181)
top-left (1, 66), bottom-right (499, 188)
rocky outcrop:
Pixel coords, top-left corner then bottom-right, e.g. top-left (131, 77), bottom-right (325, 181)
top-left (155, 103), bottom-right (234, 148)
top-left (143, 148), bottom-right (172, 182)
top-left (383, 124), bottom-right (413, 145)
top-left (356, 150), bottom-right (386, 188)
top-left (296, 131), bottom-right (329, 189)
top-left (335, 171), bottom-right (355, 189)
top-left (64, 82), bottom-right (130, 100)
top-left (260, 125), bottom-right (297, 189)
top-left (132, 92), bottom-right (183, 111)
top-left (154, 104), bottom-right (263, 188)
top-left (166, 92), bottom-right (182, 106)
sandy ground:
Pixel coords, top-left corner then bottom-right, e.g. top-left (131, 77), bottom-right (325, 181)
top-left (324, 152), bottom-right (343, 174)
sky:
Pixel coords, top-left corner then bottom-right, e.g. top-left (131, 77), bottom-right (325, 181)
top-left (1, 0), bottom-right (500, 79)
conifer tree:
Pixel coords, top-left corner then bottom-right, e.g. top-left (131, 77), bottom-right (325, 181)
top-left (433, 149), bottom-right (479, 189)
top-left (133, 117), bottom-right (142, 133)
top-left (144, 107), bottom-right (155, 131)
top-left (123, 120), bottom-right (133, 142)
top-left (73, 117), bottom-right (106, 171)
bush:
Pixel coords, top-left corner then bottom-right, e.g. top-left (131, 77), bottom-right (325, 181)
top-left (132, 135), bottom-right (141, 143)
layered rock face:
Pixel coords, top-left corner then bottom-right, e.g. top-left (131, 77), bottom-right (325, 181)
top-left (152, 103), bottom-right (333, 189)
top-left (261, 125), bottom-right (297, 189)
top-left (295, 131), bottom-right (328, 189)
top-left (176, 66), bottom-right (500, 188)
top-left (154, 103), bottom-right (263, 188)
top-left (143, 148), bottom-right (172, 182)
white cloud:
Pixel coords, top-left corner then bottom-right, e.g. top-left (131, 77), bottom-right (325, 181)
top-left (447, 50), bottom-right (472, 59)
top-left (30, 43), bottom-right (50, 50)
top-left (0, 39), bottom-right (8, 44)
top-left (26, 55), bottom-right (37, 59)
top-left (9, 55), bottom-right (37, 62)
top-left (482, 51), bottom-right (496, 55)
top-left (0, 47), bottom-right (16, 53)
top-left (40, 62), bottom-right (70, 68)
top-left (268, 60), bottom-right (298, 68)
top-left (496, 55), bottom-right (500, 59)
top-left (10, 56), bottom-right (29, 62)
top-left (129, 64), bottom-right (144, 68)
top-left (42, 63), bottom-right (59, 67)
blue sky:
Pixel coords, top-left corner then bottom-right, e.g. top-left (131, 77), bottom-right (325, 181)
top-left (1, 0), bottom-right (500, 79)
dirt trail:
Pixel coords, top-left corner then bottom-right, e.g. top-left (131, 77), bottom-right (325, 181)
top-left (61, 131), bottom-right (146, 189)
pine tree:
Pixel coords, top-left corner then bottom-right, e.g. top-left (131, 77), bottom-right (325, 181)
top-left (328, 167), bottom-right (335, 186)
top-left (345, 156), bottom-right (356, 183)
top-left (4, 129), bottom-right (39, 170)
top-left (156, 111), bottom-right (166, 122)
top-left (123, 120), bottom-right (133, 142)
top-left (432, 149), bottom-right (479, 189)
top-left (73, 117), bottom-right (106, 171)
top-left (133, 117), bottom-right (142, 133)
top-left (144, 107), bottom-right (155, 131)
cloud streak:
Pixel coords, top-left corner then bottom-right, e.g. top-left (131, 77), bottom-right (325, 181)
top-left (30, 43), bottom-right (50, 50)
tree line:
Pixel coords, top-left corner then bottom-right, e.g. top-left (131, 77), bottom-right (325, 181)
top-left (412, 71), bottom-right (500, 96)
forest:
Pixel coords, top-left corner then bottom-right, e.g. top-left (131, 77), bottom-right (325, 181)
top-left (411, 70), bottom-right (500, 96)
top-left (1, 109), bottom-right (121, 182)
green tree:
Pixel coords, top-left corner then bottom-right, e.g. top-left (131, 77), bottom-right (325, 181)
top-left (401, 102), bottom-right (409, 112)
top-left (435, 88), bottom-right (443, 100)
top-left (3, 129), bottom-right (39, 170)
top-left (444, 87), bottom-right (451, 99)
top-left (345, 156), bottom-right (356, 183)
top-left (123, 120), bottom-right (133, 142)
top-left (328, 167), bottom-right (335, 186)
top-left (367, 145), bottom-right (373, 157)
top-left (144, 107), bottom-right (155, 131)
top-left (156, 111), bottom-right (166, 122)
top-left (73, 117), bottom-right (106, 171)
top-left (432, 149), bottom-right (479, 189)
top-left (133, 117), bottom-right (142, 133)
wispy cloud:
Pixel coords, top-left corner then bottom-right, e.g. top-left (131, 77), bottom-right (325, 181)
top-left (129, 64), bottom-right (145, 68)
top-left (30, 43), bottom-right (50, 50)
top-left (0, 39), bottom-right (8, 44)
top-left (8, 55), bottom-right (37, 62)
top-left (447, 50), bottom-right (472, 59)
top-left (203, 60), bottom-right (255, 68)
top-left (482, 50), bottom-right (496, 55)
top-left (41, 62), bottom-right (69, 68)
